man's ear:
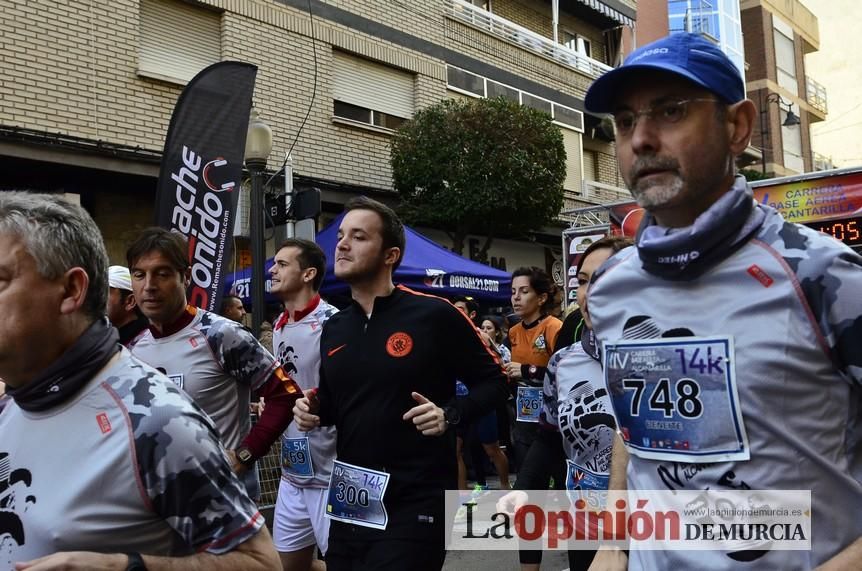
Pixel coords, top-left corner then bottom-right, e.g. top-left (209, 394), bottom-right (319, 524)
top-left (59, 267), bottom-right (89, 315)
top-left (303, 267), bottom-right (318, 284)
top-left (183, 267), bottom-right (192, 288)
top-left (384, 247), bottom-right (401, 268)
top-left (124, 292), bottom-right (138, 312)
top-left (727, 99), bottom-right (757, 156)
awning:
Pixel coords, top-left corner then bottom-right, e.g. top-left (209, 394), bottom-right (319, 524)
top-left (574, 0), bottom-right (635, 28)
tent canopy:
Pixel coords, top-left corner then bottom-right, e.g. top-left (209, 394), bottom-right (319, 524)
top-left (225, 214), bottom-right (512, 304)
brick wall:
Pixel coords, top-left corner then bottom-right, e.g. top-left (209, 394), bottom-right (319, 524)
top-left (0, 0), bottom-right (181, 149)
top-left (2, 0), bottom-right (624, 266)
top-left (2, 0), bottom-right (609, 190)
top-left (741, 5), bottom-right (771, 84)
top-left (634, 0), bottom-right (669, 46)
top-left (597, 150), bottom-right (623, 189)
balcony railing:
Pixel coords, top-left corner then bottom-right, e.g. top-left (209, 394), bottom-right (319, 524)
top-left (446, 0), bottom-right (613, 80)
top-left (813, 152), bottom-right (834, 172)
top-left (578, 179), bottom-right (631, 204)
top-left (559, 180), bottom-right (632, 223)
top-left (806, 76), bottom-right (828, 114)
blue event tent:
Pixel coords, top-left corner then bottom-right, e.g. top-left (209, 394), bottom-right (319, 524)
top-left (225, 213), bottom-right (512, 304)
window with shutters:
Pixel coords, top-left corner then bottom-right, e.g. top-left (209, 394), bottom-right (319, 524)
top-left (445, 66), bottom-right (584, 133)
top-left (582, 150), bottom-right (597, 182)
top-left (332, 51), bottom-right (414, 132)
top-left (560, 128), bottom-right (583, 194)
top-left (138, 0), bottom-right (221, 84)
top-left (773, 17), bottom-right (797, 96)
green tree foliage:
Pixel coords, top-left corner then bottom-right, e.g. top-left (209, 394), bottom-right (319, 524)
top-left (390, 97), bottom-right (566, 256)
top-left (740, 167), bottom-right (771, 182)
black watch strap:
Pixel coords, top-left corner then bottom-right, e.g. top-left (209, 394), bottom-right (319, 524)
top-left (125, 552), bottom-right (147, 571)
top-left (443, 406), bottom-right (461, 426)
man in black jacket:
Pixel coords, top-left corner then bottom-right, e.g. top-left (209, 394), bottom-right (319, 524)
top-left (293, 196), bottom-right (508, 571)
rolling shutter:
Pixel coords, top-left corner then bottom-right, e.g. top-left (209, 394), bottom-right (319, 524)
top-left (333, 51), bottom-right (414, 119)
top-left (139, 0), bottom-right (221, 84)
top-left (561, 128), bottom-right (583, 193)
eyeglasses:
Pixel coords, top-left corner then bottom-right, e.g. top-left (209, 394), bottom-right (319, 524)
top-left (612, 98), bottom-right (718, 137)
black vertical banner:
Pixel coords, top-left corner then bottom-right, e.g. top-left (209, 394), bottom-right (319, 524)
top-left (154, 61), bottom-right (257, 312)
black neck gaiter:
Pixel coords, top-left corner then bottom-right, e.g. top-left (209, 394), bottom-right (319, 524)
top-left (635, 175), bottom-right (767, 281)
top-left (7, 318), bottom-right (119, 412)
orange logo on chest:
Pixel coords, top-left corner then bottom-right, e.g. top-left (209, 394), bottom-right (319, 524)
top-left (386, 332), bottom-right (413, 358)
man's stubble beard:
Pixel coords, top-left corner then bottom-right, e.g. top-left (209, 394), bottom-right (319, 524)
top-left (336, 252), bottom-right (388, 286)
top-left (631, 174), bottom-right (685, 210)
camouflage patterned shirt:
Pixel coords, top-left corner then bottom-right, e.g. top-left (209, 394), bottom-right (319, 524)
top-left (130, 306), bottom-right (279, 450)
top-left (589, 192), bottom-right (862, 569)
top-left (0, 350), bottom-right (263, 564)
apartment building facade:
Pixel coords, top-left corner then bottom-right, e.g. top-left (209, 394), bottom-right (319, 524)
top-left (741, 0), bottom-right (827, 176)
top-left (0, 0), bottom-right (636, 274)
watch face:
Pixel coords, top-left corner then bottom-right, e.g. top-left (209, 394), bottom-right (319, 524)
top-left (237, 448), bottom-right (253, 463)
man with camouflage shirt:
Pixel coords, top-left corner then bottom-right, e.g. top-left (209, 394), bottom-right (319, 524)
top-left (584, 33), bottom-right (862, 570)
top-left (127, 227), bottom-right (301, 500)
top-left (0, 192), bottom-right (279, 570)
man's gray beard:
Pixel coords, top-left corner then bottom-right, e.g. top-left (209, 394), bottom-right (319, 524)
top-left (631, 175), bottom-right (685, 211)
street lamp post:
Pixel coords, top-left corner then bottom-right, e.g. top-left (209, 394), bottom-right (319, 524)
top-left (245, 108), bottom-right (272, 338)
top-left (760, 92), bottom-right (801, 175)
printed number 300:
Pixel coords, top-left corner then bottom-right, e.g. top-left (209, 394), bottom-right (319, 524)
top-left (335, 482), bottom-right (370, 507)
top-left (622, 378), bottom-right (703, 419)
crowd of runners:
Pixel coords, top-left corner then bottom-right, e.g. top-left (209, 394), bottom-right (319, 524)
top-left (1, 31), bottom-right (861, 571)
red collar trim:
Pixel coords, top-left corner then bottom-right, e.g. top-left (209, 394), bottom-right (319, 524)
top-left (149, 305), bottom-right (197, 338)
top-left (274, 294), bottom-right (321, 330)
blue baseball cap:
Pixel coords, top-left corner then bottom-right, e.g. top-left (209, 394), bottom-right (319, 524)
top-left (585, 33), bottom-right (745, 113)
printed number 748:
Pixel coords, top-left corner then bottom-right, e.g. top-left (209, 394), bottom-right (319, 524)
top-left (622, 378), bottom-right (703, 419)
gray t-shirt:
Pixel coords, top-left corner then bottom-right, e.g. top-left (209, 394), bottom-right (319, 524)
top-left (130, 307), bottom-right (278, 450)
top-left (0, 350), bottom-right (262, 565)
top-left (589, 207), bottom-right (862, 569)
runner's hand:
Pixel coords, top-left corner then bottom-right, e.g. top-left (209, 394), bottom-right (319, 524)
top-left (587, 548), bottom-right (628, 571)
top-left (402, 391), bottom-right (446, 436)
top-left (496, 490), bottom-right (529, 517)
top-left (15, 551), bottom-right (127, 570)
top-left (505, 361), bottom-right (523, 380)
top-left (226, 449), bottom-right (248, 474)
top-left (293, 388), bottom-right (321, 432)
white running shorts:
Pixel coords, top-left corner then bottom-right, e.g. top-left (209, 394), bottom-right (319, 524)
top-left (273, 479), bottom-right (331, 554)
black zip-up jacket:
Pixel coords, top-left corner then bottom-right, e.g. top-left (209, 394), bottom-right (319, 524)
top-left (317, 285), bottom-right (509, 537)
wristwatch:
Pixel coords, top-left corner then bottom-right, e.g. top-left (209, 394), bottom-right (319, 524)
top-left (125, 553), bottom-right (147, 571)
top-left (443, 406), bottom-right (461, 426)
top-left (235, 446), bottom-right (255, 466)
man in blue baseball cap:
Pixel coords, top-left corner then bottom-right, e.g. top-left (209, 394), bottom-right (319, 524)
top-left (584, 33), bottom-right (862, 570)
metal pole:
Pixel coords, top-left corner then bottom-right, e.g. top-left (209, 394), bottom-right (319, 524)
top-left (551, 0), bottom-right (559, 44)
top-left (248, 158), bottom-right (267, 338)
top-left (285, 155), bottom-right (295, 239)
top-left (760, 92), bottom-right (769, 175)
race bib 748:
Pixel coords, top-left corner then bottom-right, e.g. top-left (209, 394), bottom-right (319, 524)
top-left (603, 336), bottom-right (749, 463)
